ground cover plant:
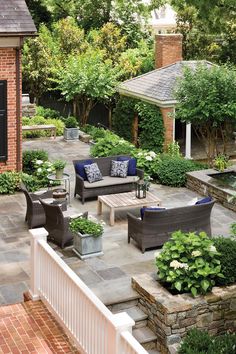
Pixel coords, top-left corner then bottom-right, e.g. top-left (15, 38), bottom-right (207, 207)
top-left (155, 231), bottom-right (224, 297)
top-left (178, 328), bottom-right (236, 354)
top-left (69, 217), bottom-right (103, 237)
top-left (22, 116), bottom-right (64, 138)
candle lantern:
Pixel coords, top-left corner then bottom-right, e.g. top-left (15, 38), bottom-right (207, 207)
top-left (135, 179), bottom-right (147, 199)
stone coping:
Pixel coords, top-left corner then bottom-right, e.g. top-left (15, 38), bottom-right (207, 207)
top-left (132, 272), bottom-right (236, 314)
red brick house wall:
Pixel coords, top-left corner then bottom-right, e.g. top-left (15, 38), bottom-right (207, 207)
top-left (0, 48), bottom-right (22, 172)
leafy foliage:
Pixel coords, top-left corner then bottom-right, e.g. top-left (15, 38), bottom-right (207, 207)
top-left (64, 117), bottom-right (78, 129)
top-left (35, 106), bottom-right (61, 119)
top-left (213, 154), bottom-right (230, 172)
top-left (167, 141), bottom-right (181, 157)
top-left (156, 231), bottom-right (223, 296)
top-left (157, 155), bottom-right (203, 187)
top-left (112, 97), bottom-right (136, 142)
top-left (22, 116), bottom-right (65, 137)
top-left (178, 329), bottom-right (236, 354)
top-left (132, 150), bottom-right (161, 179)
top-left (90, 132), bottom-right (135, 157)
top-left (22, 150), bottom-right (48, 174)
top-left (136, 102), bottom-right (164, 153)
top-left (69, 217), bottom-right (104, 237)
top-left (175, 64), bottom-right (236, 162)
top-left (0, 172), bottom-right (22, 194)
top-left (213, 237), bottom-right (236, 286)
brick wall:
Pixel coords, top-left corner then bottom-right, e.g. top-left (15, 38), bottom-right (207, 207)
top-left (155, 34), bottom-right (183, 69)
top-left (156, 34), bottom-right (183, 147)
top-left (0, 47), bottom-right (22, 172)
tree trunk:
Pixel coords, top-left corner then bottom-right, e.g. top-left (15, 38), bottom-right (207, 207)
top-left (132, 113), bottom-right (139, 146)
top-left (108, 108), bottom-right (112, 130)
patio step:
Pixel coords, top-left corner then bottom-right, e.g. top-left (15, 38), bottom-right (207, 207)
top-left (133, 326), bottom-right (157, 350)
top-left (112, 305), bottom-right (148, 329)
top-left (148, 349), bottom-right (161, 354)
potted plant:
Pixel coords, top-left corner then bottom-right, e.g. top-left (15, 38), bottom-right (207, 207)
top-left (69, 217), bottom-right (104, 259)
top-left (64, 116), bottom-right (79, 141)
top-left (53, 159), bottom-right (66, 179)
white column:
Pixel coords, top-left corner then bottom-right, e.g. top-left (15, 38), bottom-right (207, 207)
top-left (29, 227), bottom-right (48, 301)
top-left (185, 122), bottom-right (192, 159)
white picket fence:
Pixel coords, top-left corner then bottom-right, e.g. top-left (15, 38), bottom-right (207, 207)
top-left (29, 228), bottom-right (148, 354)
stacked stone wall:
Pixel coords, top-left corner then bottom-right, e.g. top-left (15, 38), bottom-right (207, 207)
top-left (132, 274), bottom-right (236, 354)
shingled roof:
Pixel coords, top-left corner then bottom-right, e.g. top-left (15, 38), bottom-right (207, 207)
top-left (0, 0), bottom-right (36, 36)
top-left (118, 61), bottom-right (214, 107)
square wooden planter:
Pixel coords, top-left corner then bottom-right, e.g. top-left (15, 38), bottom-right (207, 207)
top-left (73, 232), bottom-right (103, 260)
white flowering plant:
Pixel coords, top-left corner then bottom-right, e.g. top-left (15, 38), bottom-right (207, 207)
top-left (155, 231), bottom-right (224, 297)
top-left (132, 150), bottom-right (161, 179)
top-left (33, 159), bottom-right (57, 188)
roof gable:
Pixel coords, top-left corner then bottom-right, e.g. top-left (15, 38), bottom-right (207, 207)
top-left (0, 0), bottom-right (36, 35)
top-left (118, 61), bottom-right (214, 107)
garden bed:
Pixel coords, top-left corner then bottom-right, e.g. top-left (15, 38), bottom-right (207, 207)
top-left (132, 273), bottom-right (236, 354)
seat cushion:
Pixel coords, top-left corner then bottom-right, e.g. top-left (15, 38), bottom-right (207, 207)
top-left (84, 175), bottom-right (139, 189)
top-left (75, 160), bottom-right (93, 180)
top-left (140, 207), bottom-right (166, 220)
top-left (195, 196), bottom-right (212, 205)
top-left (110, 160), bottom-right (129, 178)
top-left (117, 157), bottom-right (137, 176)
top-left (84, 163), bottom-right (103, 183)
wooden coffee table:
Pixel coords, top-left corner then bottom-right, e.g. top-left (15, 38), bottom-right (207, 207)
top-left (97, 192), bottom-right (161, 226)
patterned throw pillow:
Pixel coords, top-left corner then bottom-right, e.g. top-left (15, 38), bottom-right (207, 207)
top-left (110, 160), bottom-right (129, 178)
top-left (84, 163), bottom-right (103, 183)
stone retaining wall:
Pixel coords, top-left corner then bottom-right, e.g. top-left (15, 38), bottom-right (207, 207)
top-left (186, 169), bottom-right (236, 212)
top-left (22, 103), bottom-right (36, 117)
top-left (132, 273), bottom-right (236, 354)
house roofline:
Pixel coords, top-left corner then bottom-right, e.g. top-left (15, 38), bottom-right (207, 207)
top-left (0, 32), bottom-right (37, 37)
top-left (118, 87), bottom-right (177, 108)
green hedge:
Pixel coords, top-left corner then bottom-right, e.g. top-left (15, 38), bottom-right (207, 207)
top-left (112, 97), bottom-right (136, 142)
top-left (178, 329), bottom-right (236, 354)
top-left (23, 149), bottom-right (48, 174)
top-left (22, 116), bottom-right (65, 137)
top-left (214, 236), bottom-right (236, 286)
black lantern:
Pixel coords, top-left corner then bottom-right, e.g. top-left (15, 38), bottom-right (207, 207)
top-left (135, 179), bottom-right (147, 199)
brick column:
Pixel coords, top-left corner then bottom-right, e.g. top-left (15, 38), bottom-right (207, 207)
top-left (160, 107), bottom-right (175, 149)
top-left (0, 47), bottom-right (22, 172)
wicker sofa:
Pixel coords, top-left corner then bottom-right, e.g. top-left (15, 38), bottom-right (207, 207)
top-left (73, 155), bottom-right (144, 204)
top-left (127, 199), bottom-right (215, 253)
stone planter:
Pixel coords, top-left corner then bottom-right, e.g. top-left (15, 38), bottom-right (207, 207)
top-left (64, 127), bottom-right (79, 141)
top-left (79, 132), bottom-right (91, 143)
top-left (73, 232), bottom-right (103, 260)
top-left (132, 273), bottom-right (236, 354)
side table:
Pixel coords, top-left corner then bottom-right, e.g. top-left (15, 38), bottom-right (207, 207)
top-left (47, 173), bottom-right (71, 205)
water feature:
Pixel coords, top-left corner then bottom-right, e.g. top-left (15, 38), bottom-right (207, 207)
top-left (208, 171), bottom-right (236, 190)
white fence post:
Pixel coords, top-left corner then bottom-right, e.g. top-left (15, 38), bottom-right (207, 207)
top-left (113, 312), bottom-right (135, 353)
top-left (29, 227), bottom-right (48, 301)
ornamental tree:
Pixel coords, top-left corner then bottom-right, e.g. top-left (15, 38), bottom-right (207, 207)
top-left (175, 64), bottom-right (236, 163)
top-left (55, 49), bottom-right (118, 126)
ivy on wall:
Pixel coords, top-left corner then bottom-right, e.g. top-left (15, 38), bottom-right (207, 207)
top-left (113, 96), bottom-right (165, 152)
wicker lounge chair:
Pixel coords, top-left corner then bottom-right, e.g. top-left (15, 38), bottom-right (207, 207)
top-left (73, 155), bottom-right (144, 204)
top-left (40, 199), bottom-right (88, 248)
top-left (127, 199), bottom-right (215, 253)
top-left (21, 183), bottom-right (53, 229)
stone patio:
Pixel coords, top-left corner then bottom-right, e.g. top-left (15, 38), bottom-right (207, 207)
top-left (0, 137), bottom-right (235, 305)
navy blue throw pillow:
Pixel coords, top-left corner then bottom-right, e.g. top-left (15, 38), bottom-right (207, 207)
top-left (140, 207), bottom-right (166, 220)
top-left (75, 160), bottom-right (93, 180)
top-left (117, 156), bottom-right (137, 176)
top-left (195, 196), bottom-right (212, 205)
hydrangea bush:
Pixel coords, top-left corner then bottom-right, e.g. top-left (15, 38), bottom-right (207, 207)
top-left (132, 149), bottom-right (161, 179)
top-left (155, 231), bottom-right (224, 296)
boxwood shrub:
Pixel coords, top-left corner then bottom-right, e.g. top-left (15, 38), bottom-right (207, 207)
top-left (23, 149), bottom-right (48, 174)
top-left (214, 236), bottom-right (236, 286)
top-left (178, 329), bottom-right (236, 354)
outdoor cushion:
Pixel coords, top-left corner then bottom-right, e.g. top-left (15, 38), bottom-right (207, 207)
top-left (117, 157), bottom-right (137, 176)
top-left (140, 207), bottom-right (166, 220)
top-left (84, 163), bottom-right (103, 183)
top-left (195, 196), bottom-right (212, 205)
top-left (75, 160), bottom-right (93, 180)
top-left (110, 160), bottom-right (129, 178)
top-left (84, 175), bottom-right (139, 189)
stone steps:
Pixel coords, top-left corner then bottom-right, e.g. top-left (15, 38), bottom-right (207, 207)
top-left (112, 305), bottom-right (148, 329)
top-left (133, 326), bottom-right (157, 350)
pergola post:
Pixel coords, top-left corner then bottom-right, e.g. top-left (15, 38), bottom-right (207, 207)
top-left (185, 123), bottom-right (192, 159)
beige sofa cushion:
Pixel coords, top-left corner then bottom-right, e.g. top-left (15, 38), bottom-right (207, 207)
top-left (84, 175), bottom-right (139, 189)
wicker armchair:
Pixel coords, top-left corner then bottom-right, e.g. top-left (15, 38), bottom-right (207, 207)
top-left (40, 199), bottom-right (88, 248)
top-left (21, 183), bottom-right (53, 229)
top-left (127, 200), bottom-right (215, 253)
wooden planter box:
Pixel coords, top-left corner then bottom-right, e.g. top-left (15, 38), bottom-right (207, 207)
top-left (132, 273), bottom-right (236, 354)
top-left (73, 232), bottom-right (103, 260)
top-left (64, 127), bottom-right (79, 141)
